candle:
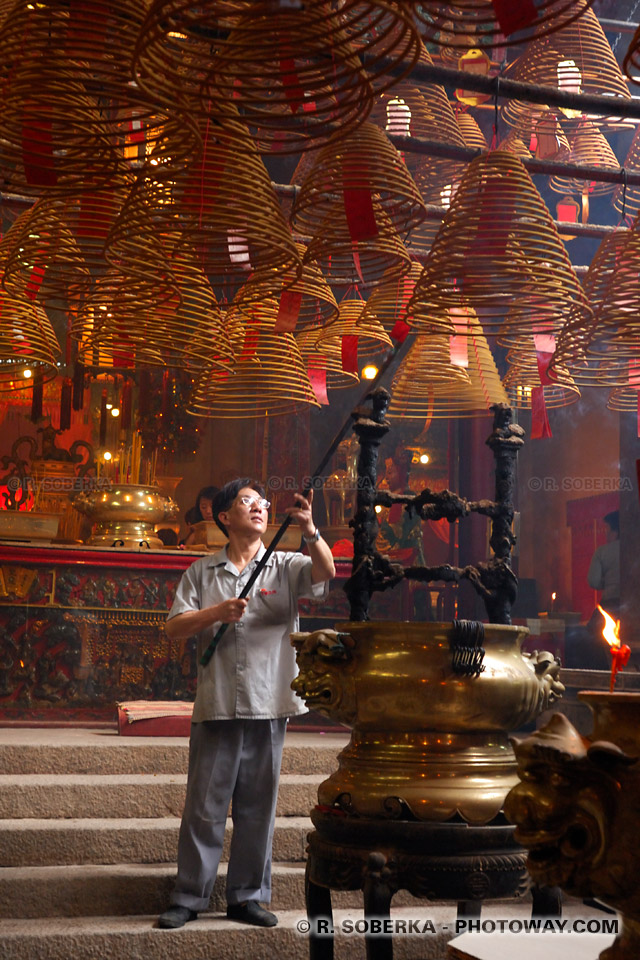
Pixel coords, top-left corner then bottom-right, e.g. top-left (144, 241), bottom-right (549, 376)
top-left (551, 591), bottom-right (557, 613)
top-left (598, 605), bottom-right (631, 693)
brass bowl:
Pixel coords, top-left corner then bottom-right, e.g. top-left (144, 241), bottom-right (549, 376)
top-left (73, 483), bottom-right (178, 548)
top-left (292, 620), bottom-right (564, 823)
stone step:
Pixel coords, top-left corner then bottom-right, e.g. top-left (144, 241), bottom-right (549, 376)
top-left (0, 773), bottom-right (323, 819)
top-left (0, 816), bottom-right (311, 867)
top-left (0, 729), bottom-right (349, 776)
top-left (0, 862), bottom-right (425, 919)
top-left (0, 908), bottom-right (451, 960)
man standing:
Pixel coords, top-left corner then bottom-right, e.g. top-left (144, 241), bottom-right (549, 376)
top-left (158, 477), bottom-right (335, 929)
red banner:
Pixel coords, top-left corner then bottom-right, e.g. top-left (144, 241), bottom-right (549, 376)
top-left (341, 335), bottom-right (358, 375)
top-left (308, 360), bottom-right (329, 405)
top-left (491, 0), bottom-right (538, 37)
top-left (343, 158), bottom-right (378, 243)
top-left (275, 289), bottom-right (303, 332)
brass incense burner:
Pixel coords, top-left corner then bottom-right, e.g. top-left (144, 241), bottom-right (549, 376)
top-left (506, 693), bottom-right (640, 960)
top-left (292, 621), bottom-right (563, 823)
top-left (73, 483), bottom-right (178, 548)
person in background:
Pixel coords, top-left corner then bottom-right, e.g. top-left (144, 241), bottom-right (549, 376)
top-left (182, 486), bottom-right (220, 547)
top-left (158, 477), bottom-right (335, 930)
top-left (587, 510), bottom-right (620, 619)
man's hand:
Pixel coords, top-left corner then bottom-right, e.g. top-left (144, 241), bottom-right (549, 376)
top-left (285, 489), bottom-right (316, 538)
top-left (217, 598), bottom-right (248, 622)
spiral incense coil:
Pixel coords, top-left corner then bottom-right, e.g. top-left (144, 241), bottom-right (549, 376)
top-left (296, 327), bottom-right (359, 390)
top-left (71, 250), bottom-right (235, 371)
top-left (607, 381), bottom-right (640, 414)
top-left (315, 296), bottom-right (392, 363)
top-left (357, 262), bottom-right (424, 335)
top-left (293, 121), bottom-right (426, 243)
top-left (0, 294), bottom-right (61, 391)
top-left (370, 43), bottom-right (465, 180)
top-left (549, 122), bottom-right (618, 197)
top-left (0, 66), bottom-right (125, 197)
top-left (502, 339), bottom-right (580, 409)
top-left (501, 4), bottom-right (630, 134)
top-left (302, 198), bottom-right (412, 285)
top-left (550, 225), bottom-right (640, 386)
top-left (455, 111), bottom-right (489, 151)
top-left (233, 244), bottom-right (338, 330)
top-left (109, 120), bottom-right (300, 291)
top-left (0, 198), bottom-right (92, 316)
top-left (407, 151), bottom-right (592, 338)
top-left (186, 297), bottom-right (320, 418)
top-left (412, 0), bottom-right (595, 50)
top-left (387, 321), bottom-right (508, 419)
top-left (135, 0), bottom-right (420, 154)
top-left (497, 129), bottom-right (532, 159)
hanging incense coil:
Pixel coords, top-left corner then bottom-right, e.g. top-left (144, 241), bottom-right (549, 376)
top-left (387, 319), bottom-right (508, 419)
top-left (109, 120), bottom-right (300, 292)
top-left (0, 294), bottom-right (60, 391)
top-left (293, 121), bottom-right (427, 243)
top-left (315, 296), bottom-right (393, 364)
top-left (370, 43), bottom-right (466, 179)
top-left (0, 0), bottom-right (170, 155)
top-left (497, 129), bottom-right (532, 159)
top-left (0, 66), bottom-right (124, 197)
top-left (71, 247), bottom-right (235, 372)
top-left (187, 296), bottom-right (320, 418)
top-left (0, 199), bottom-right (91, 316)
top-left (301, 197), bottom-right (412, 285)
top-left (501, 5), bottom-right (630, 135)
top-left (135, 0), bottom-right (420, 155)
top-left (296, 327), bottom-right (359, 390)
top-left (407, 151), bottom-right (592, 339)
top-left (551, 227), bottom-right (640, 387)
top-left (502, 338), bottom-right (580, 409)
top-left (357, 262), bottom-right (423, 335)
top-left (233, 244), bottom-right (338, 331)
top-left (456, 111), bottom-right (489, 150)
top-left (412, 0), bottom-right (595, 50)
top-left (549, 122), bottom-right (618, 197)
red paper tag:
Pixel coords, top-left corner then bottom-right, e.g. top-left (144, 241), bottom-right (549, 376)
top-left (67, 0), bottom-right (108, 55)
top-left (491, 0), bottom-right (538, 37)
top-left (280, 43), bottom-right (305, 115)
top-left (308, 359), bottom-right (329, 405)
top-left (530, 386), bottom-right (552, 439)
top-left (343, 158), bottom-right (378, 243)
top-left (535, 350), bottom-right (553, 387)
top-left (22, 104), bottom-right (57, 187)
top-left (239, 318), bottom-right (260, 361)
top-left (390, 319), bottom-right (410, 343)
top-left (275, 289), bottom-right (302, 332)
top-left (341, 335), bottom-right (358, 375)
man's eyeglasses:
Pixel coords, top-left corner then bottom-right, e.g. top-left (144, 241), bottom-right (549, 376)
top-left (238, 496), bottom-right (271, 510)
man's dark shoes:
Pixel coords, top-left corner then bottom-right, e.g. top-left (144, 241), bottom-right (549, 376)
top-left (226, 901), bottom-right (278, 927)
top-left (158, 905), bottom-right (198, 929)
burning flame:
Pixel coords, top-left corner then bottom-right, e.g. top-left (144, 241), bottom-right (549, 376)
top-left (551, 592), bottom-right (557, 601)
top-left (598, 604), bottom-right (621, 648)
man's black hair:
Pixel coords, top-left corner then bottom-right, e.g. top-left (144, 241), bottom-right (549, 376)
top-left (212, 477), bottom-right (267, 536)
top-left (604, 510), bottom-right (619, 535)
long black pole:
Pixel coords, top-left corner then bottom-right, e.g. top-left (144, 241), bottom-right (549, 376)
top-left (199, 334), bottom-right (410, 666)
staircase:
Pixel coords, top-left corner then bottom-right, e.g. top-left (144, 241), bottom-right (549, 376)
top-left (0, 727), bottom-right (451, 960)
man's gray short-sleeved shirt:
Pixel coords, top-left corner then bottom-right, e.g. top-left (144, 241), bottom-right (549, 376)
top-left (167, 543), bottom-right (329, 721)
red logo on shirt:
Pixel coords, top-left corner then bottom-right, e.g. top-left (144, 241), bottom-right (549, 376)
top-left (259, 589), bottom-right (277, 595)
